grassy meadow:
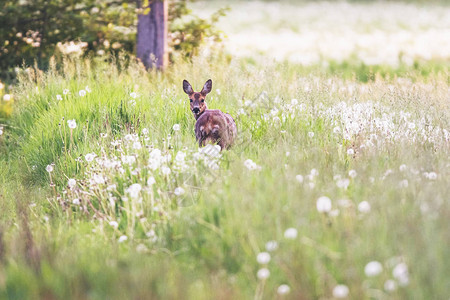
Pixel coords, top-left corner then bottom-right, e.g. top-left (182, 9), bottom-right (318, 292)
top-left (0, 1), bottom-right (449, 299)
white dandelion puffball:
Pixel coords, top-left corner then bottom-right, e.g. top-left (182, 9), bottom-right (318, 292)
top-left (256, 252), bottom-right (271, 264)
top-left (118, 235), bottom-right (128, 243)
top-left (393, 262), bottom-right (409, 286)
top-left (265, 241), bottom-right (278, 252)
top-left (46, 165), bottom-right (53, 173)
top-left (295, 175), bottom-right (304, 183)
top-left (257, 268), bottom-right (270, 280)
top-left (316, 196), bottom-right (332, 213)
top-left (68, 178), bottom-right (76, 188)
top-left (364, 261), bottom-right (383, 277)
top-left (72, 198), bottom-right (80, 205)
top-left (173, 124), bottom-right (180, 131)
top-left (174, 187), bottom-right (185, 196)
top-left (56, 94), bottom-right (62, 101)
top-left (67, 119), bottom-right (77, 129)
top-left (79, 89), bottom-right (86, 97)
top-left (130, 92), bottom-right (137, 99)
top-left (284, 228), bottom-right (298, 239)
top-left (63, 89), bottom-right (69, 95)
top-left (277, 284), bottom-right (291, 295)
top-left (358, 201), bottom-right (371, 213)
top-left (308, 131), bottom-right (315, 138)
top-left (347, 148), bottom-right (355, 155)
top-left (127, 183), bottom-right (142, 199)
top-left (109, 221), bottom-right (119, 228)
top-left (147, 176), bottom-right (156, 186)
top-left (332, 284), bottom-right (349, 298)
top-left (0, 128), bottom-right (3, 136)
top-left (244, 159), bottom-right (259, 171)
top-left (3, 94), bottom-right (11, 101)
top-left (85, 153), bottom-right (96, 162)
top-left (85, 86), bottom-right (91, 93)
top-left (384, 279), bottom-right (397, 292)
top-left (161, 166), bottom-right (171, 175)
top-left (348, 169), bottom-right (357, 178)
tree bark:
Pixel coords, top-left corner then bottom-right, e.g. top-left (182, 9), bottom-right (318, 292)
top-left (136, 0), bottom-right (168, 69)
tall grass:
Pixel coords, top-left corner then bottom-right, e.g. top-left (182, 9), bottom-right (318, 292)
top-left (0, 53), bottom-right (448, 299)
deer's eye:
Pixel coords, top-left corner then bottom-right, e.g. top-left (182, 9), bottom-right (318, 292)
top-left (201, 99), bottom-right (204, 103)
top-left (190, 99), bottom-right (193, 103)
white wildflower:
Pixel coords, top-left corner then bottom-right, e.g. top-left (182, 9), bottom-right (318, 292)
top-left (348, 170), bottom-right (357, 178)
top-left (364, 261), bottom-right (383, 277)
top-left (63, 89), bottom-right (69, 95)
top-left (72, 198), bottom-right (80, 205)
top-left (277, 284), bottom-right (291, 295)
top-left (109, 221), bottom-right (119, 228)
top-left (68, 178), bottom-right (76, 188)
top-left (308, 131), bottom-right (315, 138)
top-left (265, 241), bottom-right (278, 252)
top-left (130, 92), bottom-right (137, 99)
top-left (358, 201), bottom-right (371, 213)
top-left (174, 187), bottom-right (185, 196)
top-left (85, 153), bottom-right (96, 162)
top-left (127, 183), bottom-right (142, 199)
top-left (67, 119), bottom-right (77, 129)
top-left (173, 124), bottom-right (180, 131)
top-left (384, 279), bottom-right (397, 292)
top-left (256, 252), bottom-right (271, 264)
top-left (3, 94), bottom-right (11, 101)
top-left (46, 165), bottom-right (53, 173)
top-left (316, 196), bottom-right (332, 213)
top-left (79, 89), bottom-right (86, 97)
top-left (257, 268), bottom-right (270, 280)
top-left (147, 176), bottom-right (156, 186)
top-left (332, 284), bottom-right (349, 298)
top-left (118, 235), bottom-right (128, 243)
top-left (295, 174), bottom-right (304, 183)
top-left (284, 228), bottom-right (298, 239)
top-left (56, 94), bottom-right (62, 101)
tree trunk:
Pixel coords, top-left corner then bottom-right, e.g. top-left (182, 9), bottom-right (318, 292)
top-left (136, 0), bottom-right (168, 69)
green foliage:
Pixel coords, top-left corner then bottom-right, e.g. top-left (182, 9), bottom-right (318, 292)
top-left (169, 1), bottom-right (229, 59)
top-left (0, 54), bottom-right (449, 299)
top-left (0, 0), bottom-right (228, 80)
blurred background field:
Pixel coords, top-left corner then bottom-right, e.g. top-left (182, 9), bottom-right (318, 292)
top-left (0, 1), bottom-right (449, 299)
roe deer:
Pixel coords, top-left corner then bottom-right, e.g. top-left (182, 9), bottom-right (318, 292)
top-left (183, 79), bottom-right (237, 150)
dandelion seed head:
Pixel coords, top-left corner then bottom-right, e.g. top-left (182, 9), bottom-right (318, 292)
top-left (265, 240), bottom-right (278, 252)
top-left (257, 268), bottom-right (270, 280)
top-left (68, 178), bottom-right (76, 188)
top-left (277, 284), bottom-right (291, 295)
top-left (358, 201), bottom-right (371, 213)
top-left (364, 261), bottom-right (383, 277)
top-left (384, 279), bottom-right (397, 292)
top-left (284, 228), bottom-right (298, 239)
top-left (67, 119), bottom-right (77, 129)
top-left (118, 235), bottom-right (128, 243)
top-left (256, 252), bottom-right (271, 264)
top-left (332, 284), bottom-right (349, 298)
top-left (316, 196), bottom-right (332, 213)
top-left (174, 187), bottom-right (185, 196)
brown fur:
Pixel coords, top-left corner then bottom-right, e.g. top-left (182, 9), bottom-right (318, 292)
top-left (183, 79), bottom-right (237, 150)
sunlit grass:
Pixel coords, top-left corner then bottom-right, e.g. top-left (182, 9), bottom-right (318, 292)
top-left (0, 51), bottom-right (448, 299)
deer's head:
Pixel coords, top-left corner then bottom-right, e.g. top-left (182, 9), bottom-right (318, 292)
top-left (183, 79), bottom-right (212, 119)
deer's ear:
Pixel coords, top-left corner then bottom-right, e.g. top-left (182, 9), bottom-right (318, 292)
top-left (183, 80), bottom-right (193, 95)
top-left (201, 79), bottom-right (212, 96)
